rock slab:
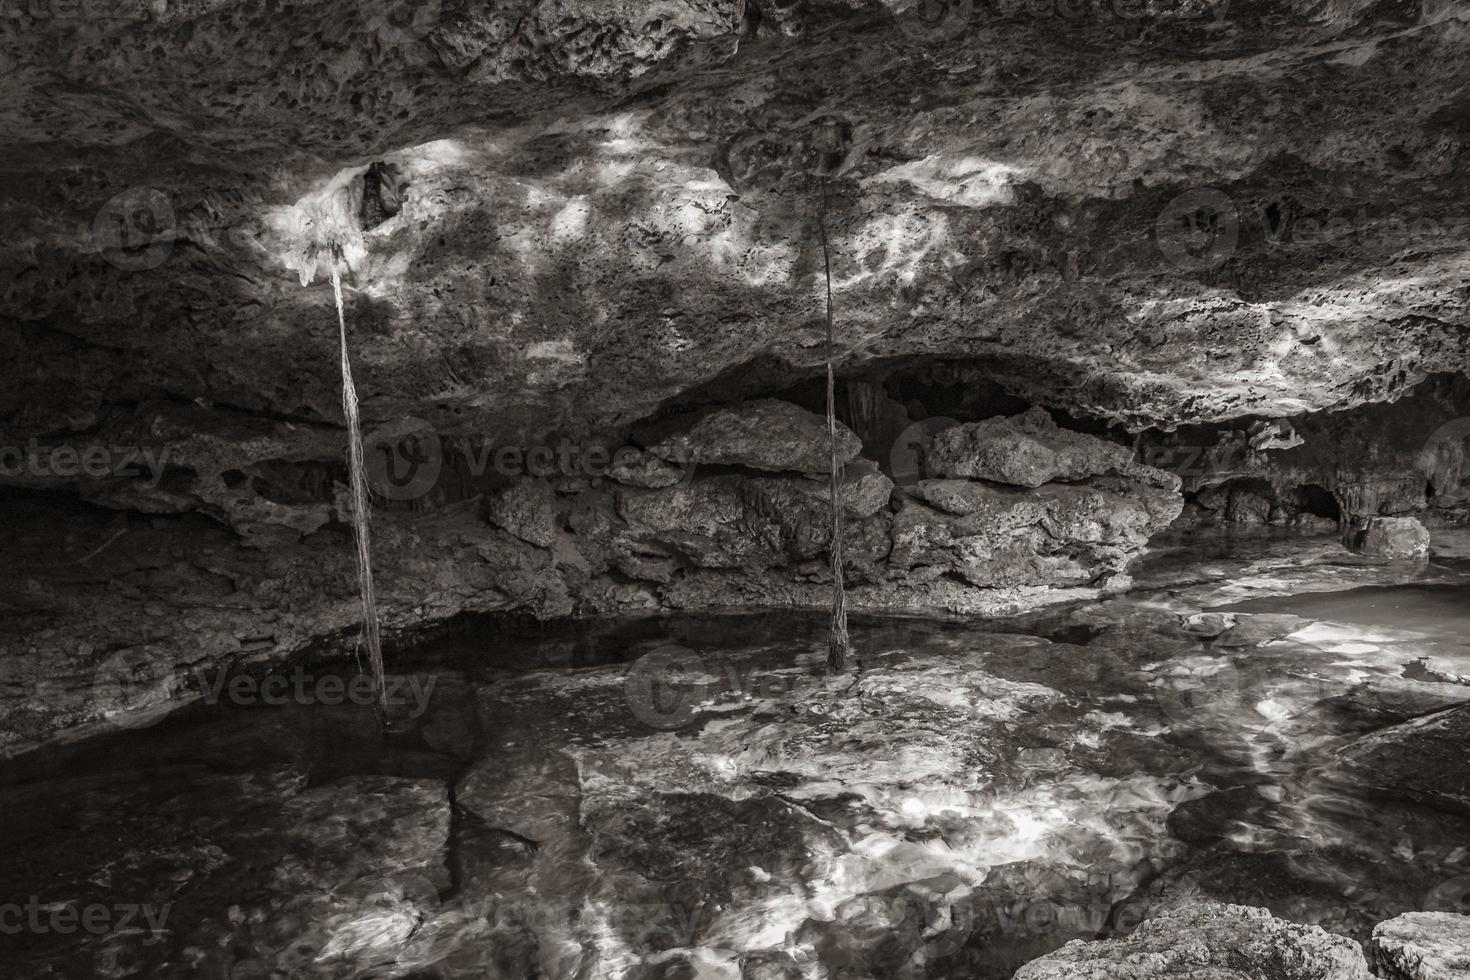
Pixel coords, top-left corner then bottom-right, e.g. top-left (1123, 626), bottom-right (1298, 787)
top-left (1012, 903), bottom-right (1374, 979)
top-left (1373, 912), bottom-right (1470, 980)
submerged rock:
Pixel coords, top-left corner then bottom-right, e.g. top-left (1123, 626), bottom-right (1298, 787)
top-left (648, 399), bottom-right (862, 475)
top-left (1011, 903), bottom-right (1374, 979)
top-left (1336, 705), bottom-right (1470, 815)
top-left (1373, 912), bottom-right (1470, 980)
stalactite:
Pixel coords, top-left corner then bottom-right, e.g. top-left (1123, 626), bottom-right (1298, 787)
top-left (331, 267), bottom-right (388, 718)
top-left (818, 182), bottom-right (853, 674)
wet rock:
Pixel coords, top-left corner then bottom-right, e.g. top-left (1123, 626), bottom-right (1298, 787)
top-left (925, 408), bottom-right (1159, 489)
top-left (1336, 705), bottom-right (1470, 815)
top-left (485, 479), bottom-right (558, 549)
top-left (1324, 676), bottom-right (1470, 730)
top-left (1372, 912), bottom-right (1470, 980)
top-left (1348, 517), bottom-right (1431, 559)
top-left (1011, 903), bottom-right (1375, 979)
top-left (648, 400), bottom-right (861, 475)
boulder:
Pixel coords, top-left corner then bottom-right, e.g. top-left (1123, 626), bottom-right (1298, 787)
top-left (1012, 903), bottom-right (1374, 979)
top-left (925, 407), bottom-right (1170, 489)
top-left (485, 479), bottom-right (558, 548)
top-left (648, 399), bottom-right (862, 475)
top-left (1348, 516), bottom-right (1431, 559)
top-left (1372, 912), bottom-right (1470, 980)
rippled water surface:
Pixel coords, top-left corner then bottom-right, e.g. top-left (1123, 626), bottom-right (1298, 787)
top-left (5, 536), bottom-right (1470, 979)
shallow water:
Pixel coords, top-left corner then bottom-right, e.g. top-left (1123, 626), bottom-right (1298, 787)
top-left (5, 539), bottom-right (1470, 979)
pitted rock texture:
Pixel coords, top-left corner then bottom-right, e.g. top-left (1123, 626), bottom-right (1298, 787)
top-left (648, 399), bottom-right (863, 475)
top-left (927, 407), bottom-right (1137, 488)
top-left (1011, 903), bottom-right (1375, 980)
top-left (5, 0), bottom-right (1470, 468)
top-left (1373, 912), bottom-right (1470, 980)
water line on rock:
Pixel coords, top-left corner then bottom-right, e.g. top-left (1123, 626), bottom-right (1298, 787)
top-left (818, 181), bottom-right (853, 673)
top-left (331, 265), bottom-right (388, 718)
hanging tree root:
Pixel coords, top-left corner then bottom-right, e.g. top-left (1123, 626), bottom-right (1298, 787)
top-left (331, 266), bottom-right (389, 719)
top-left (818, 180), bottom-right (853, 674)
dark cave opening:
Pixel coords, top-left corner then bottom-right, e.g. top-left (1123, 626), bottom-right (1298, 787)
top-left (1295, 483), bottom-right (1341, 522)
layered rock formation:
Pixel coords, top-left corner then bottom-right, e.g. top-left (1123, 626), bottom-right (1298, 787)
top-left (0, 398), bottom-right (1184, 754)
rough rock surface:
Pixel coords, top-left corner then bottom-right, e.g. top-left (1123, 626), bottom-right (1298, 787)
top-left (1373, 913), bottom-right (1470, 980)
top-left (648, 399), bottom-right (862, 474)
top-left (927, 407), bottom-right (1134, 487)
top-left (0, 397), bottom-right (1183, 756)
top-left (1011, 904), bottom-right (1375, 980)
top-left (485, 478), bottom-right (558, 548)
top-left (1351, 516), bottom-right (1432, 559)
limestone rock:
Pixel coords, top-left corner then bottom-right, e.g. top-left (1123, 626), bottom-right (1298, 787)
top-left (925, 407), bottom-right (1133, 487)
top-left (485, 479), bottom-right (558, 549)
top-left (649, 399), bottom-right (862, 475)
top-left (1012, 903), bottom-right (1374, 979)
top-left (1373, 912), bottom-right (1470, 980)
top-left (891, 476), bottom-right (1179, 589)
top-left (1349, 516), bottom-right (1431, 559)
